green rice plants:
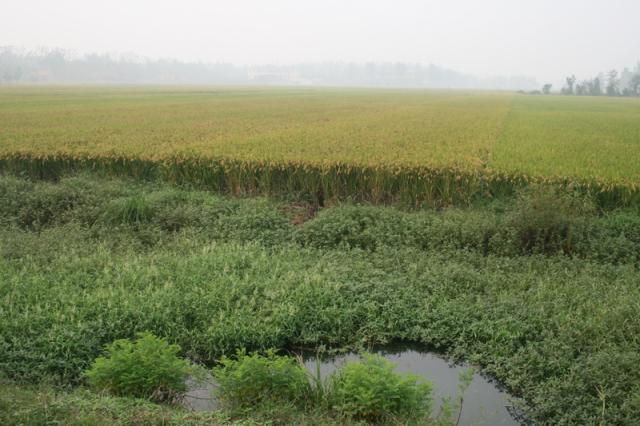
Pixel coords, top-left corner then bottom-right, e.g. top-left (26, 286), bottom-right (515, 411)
top-left (84, 332), bottom-right (199, 402)
top-left (329, 353), bottom-right (432, 424)
top-left (214, 350), bottom-right (310, 409)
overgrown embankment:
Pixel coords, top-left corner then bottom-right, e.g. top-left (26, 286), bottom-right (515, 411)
top-left (1, 175), bottom-right (640, 424)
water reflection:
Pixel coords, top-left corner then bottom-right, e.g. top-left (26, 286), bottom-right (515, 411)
top-left (183, 344), bottom-right (525, 425)
top-left (303, 346), bottom-right (522, 425)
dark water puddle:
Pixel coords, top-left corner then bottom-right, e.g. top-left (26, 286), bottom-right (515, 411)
top-left (303, 345), bottom-right (524, 426)
top-left (183, 345), bottom-right (526, 425)
top-left (182, 375), bottom-right (219, 411)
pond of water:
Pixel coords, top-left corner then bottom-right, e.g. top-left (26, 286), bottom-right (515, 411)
top-left (183, 345), bottom-right (525, 425)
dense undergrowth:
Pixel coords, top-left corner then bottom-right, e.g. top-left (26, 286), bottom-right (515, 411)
top-left (0, 381), bottom-right (228, 426)
top-left (1, 174), bottom-right (639, 262)
top-left (1, 174), bottom-right (640, 425)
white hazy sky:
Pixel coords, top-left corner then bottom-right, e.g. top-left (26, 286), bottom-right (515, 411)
top-left (2, 0), bottom-right (639, 84)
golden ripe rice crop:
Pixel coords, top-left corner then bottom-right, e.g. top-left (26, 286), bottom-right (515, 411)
top-left (0, 86), bottom-right (638, 206)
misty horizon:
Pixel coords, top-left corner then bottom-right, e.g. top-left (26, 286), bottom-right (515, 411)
top-left (3, 0), bottom-right (639, 89)
top-left (0, 46), bottom-right (543, 90)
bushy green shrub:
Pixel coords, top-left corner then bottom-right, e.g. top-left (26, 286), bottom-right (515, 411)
top-left (577, 212), bottom-right (640, 265)
top-left (84, 333), bottom-right (196, 402)
top-left (214, 350), bottom-right (310, 408)
top-left (0, 178), bottom-right (90, 230)
top-left (330, 354), bottom-right (432, 423)
top-left (215, 203), bottom-right (293, 245)
top-left (412, 210), bottom-right (503, 254)
top-left (297, 205), bottom-right (414, 250)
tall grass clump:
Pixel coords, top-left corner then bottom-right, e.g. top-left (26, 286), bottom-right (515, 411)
top-left (100, 196), bottom-right (155, 225)
top-left (509, 186), bottom-right (594, 255)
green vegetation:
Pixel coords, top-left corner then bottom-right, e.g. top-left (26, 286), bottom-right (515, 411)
top-left (85, 333), bottom-right (201, 402)
top-left (1, 174), bottom-right (639, 424)
top-left (212, 350), bottom-right (436, 424)
top-left (330, 354), bottom-right (432, 423)
top-left (214, 350), bottom-right (310, 409)
top-left (0, 382), bottom-right (228, 426)
top-left (1, 87), bottom-right (639, 207)
top-left (492, 95), bottom-right (640, 188)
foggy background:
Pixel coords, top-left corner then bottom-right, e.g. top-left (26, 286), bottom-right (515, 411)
top-left (1, 0), bottom-right (639, 90)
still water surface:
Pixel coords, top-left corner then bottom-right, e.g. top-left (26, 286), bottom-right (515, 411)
top-left (184, 345), bottom-right (524, 425)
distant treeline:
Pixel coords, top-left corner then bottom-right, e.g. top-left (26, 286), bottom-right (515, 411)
top-left (0, 47), bottom-right (537, 90)
top-left (533, 65), bottom-right (640, 97)
top-left (563, 67), bottom-right (640, 96)
top-left (0, 47), bottom-right (244, 85)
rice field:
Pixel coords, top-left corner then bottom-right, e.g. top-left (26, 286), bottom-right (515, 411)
top-left (1, 86), bottom-right (638, 206)
top-left (492, 95), bottom-right (640, 187)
